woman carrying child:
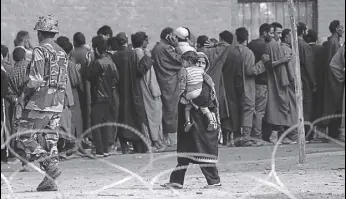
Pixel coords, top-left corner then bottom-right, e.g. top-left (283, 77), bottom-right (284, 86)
top-left (161, 51), bottom-right (221, 189)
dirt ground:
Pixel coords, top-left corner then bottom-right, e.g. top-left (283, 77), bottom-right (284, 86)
top-left (1, 143), bottom-right (345, 199)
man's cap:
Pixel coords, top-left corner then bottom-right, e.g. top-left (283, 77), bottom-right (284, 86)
top-left (175, 27), bottom-right (189, 40)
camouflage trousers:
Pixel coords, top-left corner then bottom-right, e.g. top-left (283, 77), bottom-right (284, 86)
top-left (13, 110), bottom-right (62, 170)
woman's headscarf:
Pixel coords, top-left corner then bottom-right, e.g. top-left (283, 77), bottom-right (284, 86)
top-left (197, 52), bottom-right (210, 72)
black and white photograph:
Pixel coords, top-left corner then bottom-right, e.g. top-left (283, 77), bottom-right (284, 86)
top-left (0, 0), bottom-right (345, 198)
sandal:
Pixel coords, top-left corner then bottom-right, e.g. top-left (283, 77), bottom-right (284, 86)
top-left (207, 120), bottom-right (217, 131)
top-left (184, 121), bottom-right (193, 132)
top-left (203, 183), bottom-right (222, 189)
top-left (161, 182), bottom-right (183, 189)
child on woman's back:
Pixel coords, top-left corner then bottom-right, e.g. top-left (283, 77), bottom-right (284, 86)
top-left (179, 51), bottom-right (216, 132)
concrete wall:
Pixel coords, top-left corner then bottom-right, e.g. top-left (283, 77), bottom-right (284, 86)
top-left (317, 0), bottom-right (345, 43)
top-left (1, 0), bottom-right (237, 50)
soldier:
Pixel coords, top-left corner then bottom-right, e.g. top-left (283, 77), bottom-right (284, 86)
top-left (14, 15), bottom-right (68, 191)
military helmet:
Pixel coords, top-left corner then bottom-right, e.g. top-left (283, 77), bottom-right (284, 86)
top-left (34, 15), bottom-right (59, 33)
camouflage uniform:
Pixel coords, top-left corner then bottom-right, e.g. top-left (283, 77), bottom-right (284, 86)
top-left (15, 15), bottom-right (67, 191)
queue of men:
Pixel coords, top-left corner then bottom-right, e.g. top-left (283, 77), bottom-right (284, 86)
top-left (1, 15), bottom-right (345, 166)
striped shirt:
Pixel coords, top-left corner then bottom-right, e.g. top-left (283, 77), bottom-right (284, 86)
top-left (186, 66), bottom-right (204, 86)
top-left (180, 66), bottom-right (205, 95)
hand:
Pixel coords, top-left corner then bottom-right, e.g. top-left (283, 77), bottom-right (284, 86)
top-left (211, 89), bottom-right (217, 99)
top-left (283, 55), bottom-right (291, 63)
top-left (261, 54), bottom-right (270, 62)
top-left (166, 35), bottom-right (178, 47)
top-left (182, 94), bottom-right (187, 100)
top-left (25, 39), bottom-right (34, 50)
top-left (204, 40), bottom-right (215, 48)
top-left (180, 95), bottom-right (188, 104)
top-left (144, 49), bottom-right (151, 58)
top-left (312, 84), bottom-right (317, 92)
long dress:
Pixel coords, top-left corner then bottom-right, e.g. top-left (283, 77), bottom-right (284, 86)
top-left (134, 48), bottom-right (163, 144)
top-left (176, 86), bottom-right (219, 162)
top-left (168, 91), bottom-right (221, 185)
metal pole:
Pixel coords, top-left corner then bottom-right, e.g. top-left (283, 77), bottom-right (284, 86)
top-left (288, 0), bottom-right (307, 164)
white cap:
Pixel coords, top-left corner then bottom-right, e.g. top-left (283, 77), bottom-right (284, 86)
top-left (175, 27), bottom-right (189, 40)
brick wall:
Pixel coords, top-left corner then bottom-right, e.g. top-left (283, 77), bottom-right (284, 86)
top-left (317, 0), bottom-right (345, 43)
top-left (1, 0), bottom-right (237, 50)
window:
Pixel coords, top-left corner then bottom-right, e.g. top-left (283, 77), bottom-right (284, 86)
top-left (238, 0), bottom-right (317, 40)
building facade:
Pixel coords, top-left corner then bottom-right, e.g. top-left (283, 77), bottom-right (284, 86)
top-left (1, 0), bottom-right (345, 49)
top-left (233, 0), bottom-right (345, 43)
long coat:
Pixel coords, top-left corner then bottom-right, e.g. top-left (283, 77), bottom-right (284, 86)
top-left (1, 68), bottom-right (8, 145)
top-left (281, 43), bottom-right (298, 126)
top-left (199, 42), bottom-right (232, 131)
top-left (135, 48), bottom-right (163, 143)
top-left (221, 45), bottom-right (243, 133)
top-left (322, 36), bottom-right (343, 127)
top-left (310, 43), bottom-right (328, 120)
top-left (151, 40), bottom-right (182, 135)
top-left (264, 40), bottom-right (292, 126)
top-left (323, 35), bottom-right (341, 65)
top-left (67, 58), bottom-right (83, 138)
top-left (322, 44), bottom-right (345, 125)
top-left (113, 49), bottom-right (153, 141)
top-left (298, 38), bottom-right (315, 122)
top-left (71, 46), bottom-right (93, 133)
top-left (59, 60), bottom-right (75, 139)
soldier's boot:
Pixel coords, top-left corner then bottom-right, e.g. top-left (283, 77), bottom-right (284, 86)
top-left (36, 158), bottom-right (61, 192)
top-left (36, 177), bottom-right (58, 192)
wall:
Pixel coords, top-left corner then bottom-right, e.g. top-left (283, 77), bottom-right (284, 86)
top-left (1, 0), bottom-right (237, 50)
top-left (317, 0), bottom-right (345, 43)
top-left (2, 0), bottom-right (343, 50)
